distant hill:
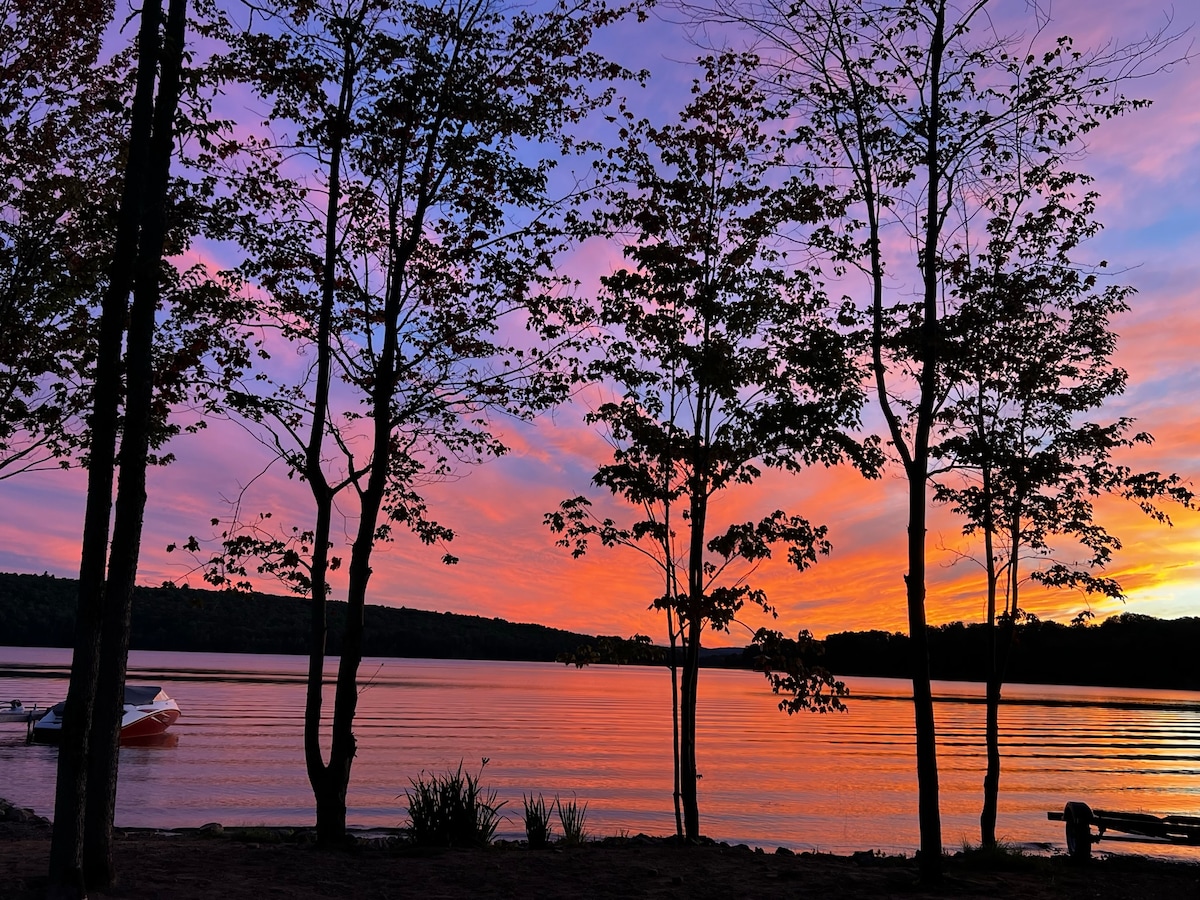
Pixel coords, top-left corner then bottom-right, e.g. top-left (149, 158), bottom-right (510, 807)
top-left (0, 571), bottom-right (616, 662)
top-left (3, 572), bottom-right (1197, 691)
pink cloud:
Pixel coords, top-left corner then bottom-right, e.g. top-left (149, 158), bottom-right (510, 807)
top-left (3, 0), bottom-right (1198, 649)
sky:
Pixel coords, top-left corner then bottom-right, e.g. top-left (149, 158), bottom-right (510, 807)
top-left (2, 0), bottom-right (1198, 643)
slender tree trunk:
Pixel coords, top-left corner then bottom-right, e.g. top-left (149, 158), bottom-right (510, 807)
top-left (82, 1), bottom-right (187, 886)
top-left (860, 3), bottom-right (945, 868)
top-left (905, 470), bottom-right (941, 874)
top-left (319, 510), bottom-right (376, 845)
top-left (303, 26), bottom-right (355, 846)
top-left (906, 2), bottom-right (947, 878)
top-left (663, 368), bottom-right (683, 839)
top-left (304, 494), bottom-right (338, 844)
top-left (681, 393), bottom-right (705, 844)
top-left (679, 617), bottom-right (702, 841)
top-left (979, 458), bottom-right (1000, 848)
top-left (323, 462), bottom-right (389, 845)
top-left (981, 514), bottom-right (1025, 848)
top-left (318, 170), bottom-right (413, 843)
top-left (981, 671), bottom-right (1001, 846)
top-left (47, 5), bottom-right (163, 896)
top-left (666, 605), bottom-right (683, 839)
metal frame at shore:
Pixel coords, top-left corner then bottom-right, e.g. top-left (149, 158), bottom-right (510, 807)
top-left (1049, 801), bottom-right (1200, 859)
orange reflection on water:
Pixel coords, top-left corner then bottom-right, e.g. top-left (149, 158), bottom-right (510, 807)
top-left (3, 649), bottom-right (1198, 860)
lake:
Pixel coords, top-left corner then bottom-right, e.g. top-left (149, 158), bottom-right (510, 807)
top-left (1, 647), bottom-right (1198, 859)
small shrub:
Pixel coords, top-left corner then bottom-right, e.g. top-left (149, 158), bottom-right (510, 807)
top-left (555, 794), bottom-right (588, 846)
top-left (956, 839), bottom-right (1045, 872)
top-left (403, 759), bottom-right (506, 848)
top-left (522, 793), bottom-right (554, 848)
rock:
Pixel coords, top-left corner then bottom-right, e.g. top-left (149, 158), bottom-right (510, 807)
top-left (775, 847), bottom-right (795, 856)
top-left (1, 803), bottom-right (49, 828)
top-left (0, 799), bottom-right (50, 837)
top-left (198, 822), bottom-right (224, 837)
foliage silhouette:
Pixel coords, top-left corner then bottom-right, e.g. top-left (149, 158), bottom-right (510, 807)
top-left (194, 0), bottom-right (637, 845)
top-left (548, 51), bottom-right (874, 841)
top-left (404, 760), bottom-right (505, 848)
top-left (677, 0), bottom-right (1189, 873)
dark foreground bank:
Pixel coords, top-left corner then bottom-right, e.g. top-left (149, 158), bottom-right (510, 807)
top-left (3, 804), bottom-right (1198, 900)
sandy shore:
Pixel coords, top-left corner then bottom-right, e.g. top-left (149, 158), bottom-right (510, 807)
top-left (3, 802), bottom-right (1198, 899)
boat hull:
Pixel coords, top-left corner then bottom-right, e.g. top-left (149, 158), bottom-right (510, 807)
top-left (31, 687), bottom-right (181, 743)
top-left (119, 704), bottom-right (181, 739)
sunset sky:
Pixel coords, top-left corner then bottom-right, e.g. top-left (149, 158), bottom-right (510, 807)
top-left (1, 0), bottom-right (1197, 643)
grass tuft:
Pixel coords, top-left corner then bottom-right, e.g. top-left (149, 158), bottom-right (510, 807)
top-left (556, 793), bottom-right (588, 846)
top-left (403, 759), bottom-right (506, 848)
top-left (522, 793), bottom-right (554, 848)
top-left (956, 839), bottom-right (1047, 872)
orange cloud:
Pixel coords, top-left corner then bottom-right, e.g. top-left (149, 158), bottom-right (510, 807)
top-left (3, 0), bottom-right (1198, 651)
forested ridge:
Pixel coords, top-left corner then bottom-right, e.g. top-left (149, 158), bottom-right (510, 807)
top-left (0, 571), bottom-right (600, 662)
top-left (816, 617), bottom-right (1200, 692)
top-left (3, 571), bottom-right (1195, 690)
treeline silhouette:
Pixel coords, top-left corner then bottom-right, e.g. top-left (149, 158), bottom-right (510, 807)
top-left (813, 616), bottom-right (1200, 691)
top-left (0, 572), bottom-right (605, 662)
top-left (3, 571), bottom-right (1196, 689)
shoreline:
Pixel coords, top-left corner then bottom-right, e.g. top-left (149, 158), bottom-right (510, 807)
top-left (4, 801), bottom-right (1199, 900)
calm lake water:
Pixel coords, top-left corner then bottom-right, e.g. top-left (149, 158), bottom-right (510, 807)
top-left (2, 647), bottom-right (1198, 859)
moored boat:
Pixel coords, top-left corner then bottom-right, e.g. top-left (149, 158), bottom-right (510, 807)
top-left (31, 685), bottom-right (181, 743)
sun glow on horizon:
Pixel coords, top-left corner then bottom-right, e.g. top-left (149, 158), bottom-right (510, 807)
top-left (1, 0), bottom-right (1197, 646)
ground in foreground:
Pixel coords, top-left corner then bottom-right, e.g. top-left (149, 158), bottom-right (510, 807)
top-left (3, 824), bottom-right (1200, 900)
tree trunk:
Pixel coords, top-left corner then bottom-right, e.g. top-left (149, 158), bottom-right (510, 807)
top-left (679, 617), bottom-right (702, 841)
top-left (908, 2), bottom-right (947, 879)
top-left (303, 494), bottom-right (336, 843)
top-left (302, 25), bottom-right (354, 846)
top-left (46, 3), bottom-right (163, 895)
top-left (319, 518), bottom-right (374, 845)
top-left (982, 605), bottom-right (1020, 849)
top-left (666, 605), bottom-right (683, 839)
top-left (46, 607), bottom-right (103, 900)
top-left (979, 441), bottom-right (999, 849)
top-left (981, 513), bottom-right (1024, 849)
top-left (82, 1), bottom-right (187, 886)
top-left (980, 673), bottom-right (1001, 847)
top-left (312, 767), bottom-right (349, 845)
top-left (905, 471), bottom-right (941, 877)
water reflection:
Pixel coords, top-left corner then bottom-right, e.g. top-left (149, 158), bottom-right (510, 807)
top-left (121, 733), bottom-right (180, 749)
top-left (1, 647), bottom-right (1197, 859)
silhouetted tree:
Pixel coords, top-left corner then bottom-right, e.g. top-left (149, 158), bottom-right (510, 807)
top-left (547, 52), bottom-right (873, 841)
top-left (48, 0), bottom-right (191, 894)
top-left (933, 176), bottom-right (1193, 847)
top-left (190, 0), bottom-right (634, 845)
top-left (676, 0), bottom-right (1186, 874)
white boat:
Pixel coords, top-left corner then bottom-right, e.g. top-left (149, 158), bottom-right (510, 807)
top-left (32, 685), bottom-right (181, 742)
